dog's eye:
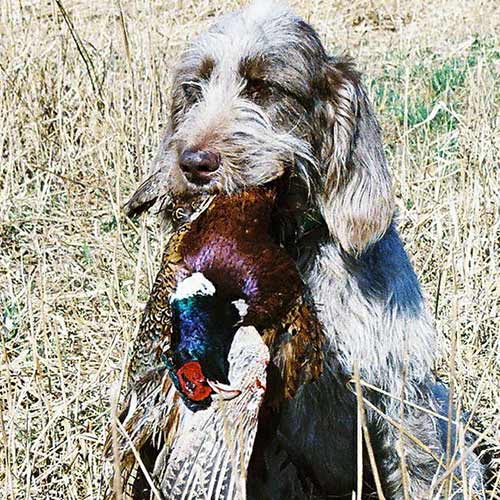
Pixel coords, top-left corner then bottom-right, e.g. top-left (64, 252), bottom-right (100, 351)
top-left (245, 78), bottom-right (273, 101)
top-left (182, 82), bottom-right (202, 103)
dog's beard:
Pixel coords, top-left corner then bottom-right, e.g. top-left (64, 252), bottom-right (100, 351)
top-left (166, 84), bottom-right (317, 195)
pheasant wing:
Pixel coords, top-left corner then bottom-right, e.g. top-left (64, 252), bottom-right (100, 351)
top-left (263, 295), bottom-right (324, 401)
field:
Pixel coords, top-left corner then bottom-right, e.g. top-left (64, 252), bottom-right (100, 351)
top-left (0, 0), bottom-right (498, 498)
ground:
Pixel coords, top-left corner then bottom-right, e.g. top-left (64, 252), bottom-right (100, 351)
top-left (0, 0), bottom-right (498, 498)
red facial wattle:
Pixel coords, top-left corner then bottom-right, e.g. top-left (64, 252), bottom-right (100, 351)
top-left (176, 361), bottom-right (212, 401)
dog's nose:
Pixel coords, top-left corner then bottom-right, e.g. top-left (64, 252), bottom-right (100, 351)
top-left (179, 148), bottom-right (220, 184)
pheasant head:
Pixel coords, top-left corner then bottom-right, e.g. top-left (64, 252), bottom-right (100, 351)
top-left (167, 272), bottom-right (246, 407)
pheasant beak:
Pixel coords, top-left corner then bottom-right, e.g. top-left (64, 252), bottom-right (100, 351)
top-left (175, 360), bottom-right (242, 403)
top-left (207, 380), bottom-right (241, 400)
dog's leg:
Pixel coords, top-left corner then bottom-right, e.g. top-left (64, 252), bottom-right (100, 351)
top-left (373, 386), bottom-right (446, 499)
top-left (373, 382), bottom-right (485, 500)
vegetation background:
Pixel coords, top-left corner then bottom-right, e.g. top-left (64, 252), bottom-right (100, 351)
top-left (0, 0), bottom-right (498, 498)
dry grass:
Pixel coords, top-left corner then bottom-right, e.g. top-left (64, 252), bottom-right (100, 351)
top-left (0, 0), bottom-right (498, 498)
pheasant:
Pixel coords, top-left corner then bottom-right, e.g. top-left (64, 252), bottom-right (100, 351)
top-left (103, 187), bottom-right (324, 499)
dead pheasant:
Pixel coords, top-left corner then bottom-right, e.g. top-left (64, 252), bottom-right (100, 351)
top-left (103, 187), bottom-right (324, 499)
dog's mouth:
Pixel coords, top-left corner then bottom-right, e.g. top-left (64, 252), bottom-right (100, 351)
top-left (180, 162), bottom-right (288, 192)
top-left (181, 170), bottom-right (221, 193)
top-left (183, 171), bottom-right (214, 186)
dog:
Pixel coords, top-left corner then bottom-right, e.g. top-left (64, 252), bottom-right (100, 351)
top-left (124, 1), bottom-right (484, 498)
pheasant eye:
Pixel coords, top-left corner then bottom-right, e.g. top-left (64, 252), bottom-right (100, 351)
top-left (176, 361), bottom-right (212, 401)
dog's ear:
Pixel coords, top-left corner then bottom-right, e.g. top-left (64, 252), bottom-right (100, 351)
top-left (313, 57), bottom-right (394, 255)
top-left (123, 128), bottom-right (173, 217)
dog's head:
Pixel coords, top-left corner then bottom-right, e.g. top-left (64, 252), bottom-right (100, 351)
top-left (126, 1), bottom-right (394, 255)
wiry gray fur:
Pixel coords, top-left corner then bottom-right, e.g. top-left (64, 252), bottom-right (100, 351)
top-left (125, 1), bottom-right (485, 498)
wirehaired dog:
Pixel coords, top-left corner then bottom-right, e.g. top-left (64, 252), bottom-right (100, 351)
top-left (125, 1), bottom-right (484, 498)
